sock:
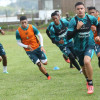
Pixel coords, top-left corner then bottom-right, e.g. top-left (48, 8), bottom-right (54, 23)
top-left (86, 77), bottom-right (88, 82)
top-left (3, 66), bottom-right (7, 72)
top-left (45, 73), bottom-right (49, 77)
top-left (98, 57), bottom-right (100, 68)
top-left (87, 80), bottom-right (93, 86)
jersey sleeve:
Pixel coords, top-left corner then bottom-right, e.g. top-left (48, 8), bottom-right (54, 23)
top-left (88, 15), bottom-right (98, 26)
top-left (50, 27), bottom-right (55, 38)
top-left (47, 22), bottom-right (53, 31)
top-left (67, 18), bottom-right (76, 31)
top-left (61, 18), bottom-right (69, 27)
top-left (16, 30), bottom-right (21, 40)
top-left (32, 25), bottom-right (40, 35)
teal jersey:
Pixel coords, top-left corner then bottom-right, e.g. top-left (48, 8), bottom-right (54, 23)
top-left (50, 18), bottom-right (72, 47)
top-left (47, 18), bottom-right (68, 31)
top-left (0, 27), bottom-right (1, 29)
top-left (16, 24), bottom-right (39, 40)
top-left (68, 15), bottom-right (98, 51)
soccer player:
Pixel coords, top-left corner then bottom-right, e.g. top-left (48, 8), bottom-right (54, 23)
top-left (46, 10), bottom-right (74, 68)
top-left (66, 12), bottom-right (72, 21)
top-left (66, 2), bottom-right (100, 94)
top-left (88, 7), bottom-right (100, 68)
top-left (0, 27), bottom-right (8, 73)
top-left (16, 16), bottom-right (51, 80)
top-left (49, 12), bottom-right (82, 73)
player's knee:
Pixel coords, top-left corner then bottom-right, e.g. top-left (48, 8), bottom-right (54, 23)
top-left (37, 62), bottom-right (41, 67)
top-left (84, 59), bottom-right (90, 66)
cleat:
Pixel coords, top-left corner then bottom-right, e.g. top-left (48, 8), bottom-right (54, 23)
top-left (65, 58), bottom-right (70, 63)
top-left (63, 55), bottom-right (70, 63)
top-left (47, 76), bottom-right (51, 80)
top-left (87, 85), bottom-right (94, 94)
top-left (3, 72), bottom-right (8, 74)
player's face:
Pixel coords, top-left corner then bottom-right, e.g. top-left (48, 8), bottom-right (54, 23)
top-left (52, 15), bottom-right (60, 25)
top-left (88, 9), bottom-right (97, 17)
top-left (75, 5), bottom-right (85, 18)
top-left (20, 20), bottom-right (28, 28)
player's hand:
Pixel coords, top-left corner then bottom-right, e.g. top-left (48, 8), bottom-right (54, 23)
top-left (95, 36), bottom-right (100, 42)
top-left (59, 38), bottom-right (64, 44)
top-left (0, 29), bottom-right (5, 35)
top-left (27, 45), bottom-right (33, 51)
top-left (41, 46), bottom-right (46, 53)
top-left (76, 21), bottom-right (84, 30)
top-left (91, 26), bottom-right (96, 33)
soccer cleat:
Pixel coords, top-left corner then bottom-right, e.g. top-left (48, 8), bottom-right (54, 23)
top-left (87, 85), bottom-right (94, 94)
top-left (3, 71), bottom-right (8, 74)
top-left (63, 55), bottom-right (70, 63)
top-left (47, 76), bottom-right (51, 80)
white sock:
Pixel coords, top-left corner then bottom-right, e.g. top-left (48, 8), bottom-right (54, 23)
top-left (3, 66), bottom-right (7, 72)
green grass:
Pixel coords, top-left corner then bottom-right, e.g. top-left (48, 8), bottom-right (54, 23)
top-left (0, 31), bottom-right (100, 100)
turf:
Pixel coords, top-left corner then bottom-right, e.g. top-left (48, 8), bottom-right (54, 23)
top-left (0, 31), bottom-right (99, 100)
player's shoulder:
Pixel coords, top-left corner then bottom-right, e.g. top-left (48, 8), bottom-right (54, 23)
top-left (87, 15), bottom-right (96, 20)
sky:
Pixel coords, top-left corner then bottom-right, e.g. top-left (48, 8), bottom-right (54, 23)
top-left (0, 0), bottom-right (16, 7)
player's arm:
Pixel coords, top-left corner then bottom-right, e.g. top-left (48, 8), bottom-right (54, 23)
top-left (67, 19), bottom-right (83, 40)
top-left (49, 29), bottom-right (59, 44)
top-left (0, 27), bottom-right (5, 35)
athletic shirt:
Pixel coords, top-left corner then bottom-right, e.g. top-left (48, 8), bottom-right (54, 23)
top-left (68, 15), bottom-right (98, 51)
top-left (16, 24), bottom-right (40, 51)
top-left (92, 17), bottom-right (100, 45)
top-left (50, 18), bottom-right (72, 47)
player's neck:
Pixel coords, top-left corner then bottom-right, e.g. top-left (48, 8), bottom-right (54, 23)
top-left (77, 14), bottom-right (85, 18)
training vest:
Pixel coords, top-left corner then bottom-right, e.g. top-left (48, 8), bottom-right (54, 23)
top-left (18, 24), bottom-right (40, 51)
top-left (53, 20), bottom-right (67, 37)
top-left (92, 17), bottom-right (100, 45)
top-left (74, 15), bottom-right (92, 50)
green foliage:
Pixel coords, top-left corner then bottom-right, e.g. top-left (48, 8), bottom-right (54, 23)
top-left (0, 31), bottom-right (100, 100)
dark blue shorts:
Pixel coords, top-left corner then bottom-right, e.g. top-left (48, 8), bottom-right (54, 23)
top-left (0, 43), bottom-right (6, 56)
top-left (75, 47), bottom-right (94, 66)
top-left (59, 42), bottom-right (76, 57)
top-left (26, 47), bottom-right (47, 64)
top-left (95, 44), bottom-right (100, 55)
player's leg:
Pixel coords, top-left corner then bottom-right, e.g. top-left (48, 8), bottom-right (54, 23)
top-left (95, 44), bottom-right (100, 68)
top-left (84, 48), bottom-right (94, 94)
top-left (68, 53), bottom-right (82, 73)
top-left (0, 43), bottom-right (8, 73)
top-left (38, 48), bottom-right (51, 80)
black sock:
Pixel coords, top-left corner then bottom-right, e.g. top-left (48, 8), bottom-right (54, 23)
top-left (68, 53), bottom-right (80, 71)
top-left (87, 80), bottom-right (93, 86)
top-left (86, 77), bottom-right (88, 82)
top-left (45, 73), bottom-right (49, 77)
top-left (98, 57), bottom-right (100, 68)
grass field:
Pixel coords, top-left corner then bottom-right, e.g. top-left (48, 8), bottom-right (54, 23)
top-left (0, 30), bottom-right (100, 100)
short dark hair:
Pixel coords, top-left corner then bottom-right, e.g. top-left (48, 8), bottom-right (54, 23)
top-left (87, 6), bottom-right (96, 11)
top-left (20, 16), bottom-right (27, 21)
top-left (51, 12), bottom-right (58, 17)
top-left (75, 2), bottom-right (84, 8)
